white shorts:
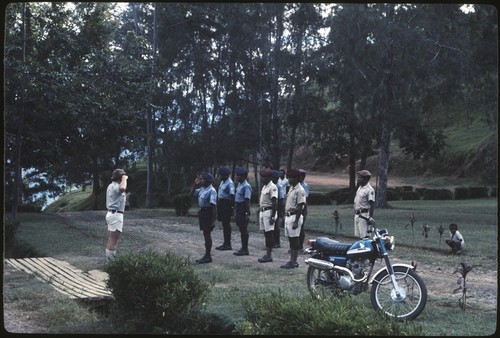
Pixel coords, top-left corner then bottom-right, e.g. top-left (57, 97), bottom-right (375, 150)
top-left (259, 209), bottom-right (275, 232)
top-left (284, 215), bottom-right (303, 238)
top-left (106, 212), bottom-right (123, 232)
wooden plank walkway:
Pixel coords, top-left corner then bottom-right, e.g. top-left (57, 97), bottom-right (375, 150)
top-left (5, 257), bottom-right (113, 300)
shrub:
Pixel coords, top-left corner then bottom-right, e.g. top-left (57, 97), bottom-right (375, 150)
top-left (172, 194), bottom-right (194, 216)
top-left (468, 187), bottom-right (489, 199)
top-left (454, 187), bottom-right (489, 200)
top-left (327, 188), bottom-right (352, 205)
top-left (490, 187), bottom-right (497, 197)
top-left (386, 188), bottom-right (401, 201)
top-left (307, 192), bottom-right (332, 205)
top-left (237, 290), bottom-right (421, 335)
top-left (422, 188), bottom-right (453, 200)
top-left (454, 187), bottom-right (469, 200)
top-left (105, 250), bottom-right (211, 333)
top-left (4, 218), bottom-right (20, 244)
top-left (401, 191), bottom-right (421, 200)
top-left (415, 188), bottom-right (427, 197)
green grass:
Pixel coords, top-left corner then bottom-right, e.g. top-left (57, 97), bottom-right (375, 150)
top-left (303, 199), bottom-right (497, 269)
top-left (444, 117), bottom-right (496, 154)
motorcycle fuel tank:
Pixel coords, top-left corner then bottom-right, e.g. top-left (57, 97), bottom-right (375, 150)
top-left (346, 239), bottom-right (373, 259)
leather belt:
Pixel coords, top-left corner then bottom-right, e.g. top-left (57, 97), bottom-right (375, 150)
top-left (260, 206), bottom-right (273, 212)
top-left (108, 210), bottom-right (123, 214)
top-left (355, 209), bottom-right (369, 215)
top-left (285, 211), bottom-right (297, 217)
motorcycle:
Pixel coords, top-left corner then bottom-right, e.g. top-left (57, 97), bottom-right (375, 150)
top-left (304, 217), bottom-right (427, 321)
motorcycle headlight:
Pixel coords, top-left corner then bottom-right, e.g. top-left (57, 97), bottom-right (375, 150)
top-left (384, 236), bottom-right (395, 251)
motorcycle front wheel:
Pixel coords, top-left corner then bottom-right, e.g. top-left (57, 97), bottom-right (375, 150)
top-left (306, 265), bottom-right (342, 298)
top-left (370, 266), bottom-right (427, 321)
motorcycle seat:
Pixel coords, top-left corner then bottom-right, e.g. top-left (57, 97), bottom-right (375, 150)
top-left (315, 237), bottom-right (352, 255)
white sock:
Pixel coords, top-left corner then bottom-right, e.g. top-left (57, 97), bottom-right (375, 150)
top-left (106, 249), bottom-right (116, 261)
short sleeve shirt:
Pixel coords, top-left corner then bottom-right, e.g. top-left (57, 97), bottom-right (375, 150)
top-left (451, 230), bottom-right (465, 247)
top-left (106, 182), bottom-right (126, 212)
top-left (285, 183), bottom-right (306, 213)
top-left (354, 183), bottom-right (375, 210)
top-left (194, 185), bottom-right (217, 208)
top-left (260, 181), bottom-right (278, 208)
top-left (235, 180), bottom-right (252, 203)
top-left (218, 178), bottom-right (235, 200)
top-left (301, 181), bottom-right (310, 197)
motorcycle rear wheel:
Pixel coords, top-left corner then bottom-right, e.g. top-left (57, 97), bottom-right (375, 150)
top-left (370, 266), bottom-right (427, 321)
top-left (306, 265), bottom-right (342, 298)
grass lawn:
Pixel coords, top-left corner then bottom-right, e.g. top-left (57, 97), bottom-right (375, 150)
top-left (4, 198), bottom-right (497, 335)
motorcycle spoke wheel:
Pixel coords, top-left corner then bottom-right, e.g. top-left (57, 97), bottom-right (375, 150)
top-left (306, 266), bottom-right (341, 299)
top-left (370, 267), bottom-right (427, 321)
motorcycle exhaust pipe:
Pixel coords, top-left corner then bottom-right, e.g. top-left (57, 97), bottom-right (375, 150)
top-left (304, 258), bottom-right (334, 270)
top-left (305, 258), bottom-right (367, 283)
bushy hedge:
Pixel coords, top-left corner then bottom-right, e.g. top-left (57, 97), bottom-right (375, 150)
top-left (422, 188), bottom-right (453, 200)
top-left (4, 218), bottom-right (20, 244)
top-left (172, 194), bottom-right (194, 216)
top-left (105, 250), bottom-right (212, 333)
top-left (326, 188), bottom-right (352, 205)
top-left (401, 191), bottom-right (421, 200)
top-left (454, 187), bottom-right (490, 200)
top-left (307, 192), bottom-right (332, 205)
top-left (237, 290), bottom-right (421, 335)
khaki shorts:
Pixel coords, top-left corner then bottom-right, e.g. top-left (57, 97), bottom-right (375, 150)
top-left (106, 212), bottom-right (123, 232)
top-left (354, 214), bottom-right (368, 238)
top-left (259, 209), bottom-right (275, 232)
top-left (284, 215), bottom-right (303, 238)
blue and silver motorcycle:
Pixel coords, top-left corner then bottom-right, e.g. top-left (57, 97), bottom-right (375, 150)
top-left (304, 217), bottom-right (427, 321)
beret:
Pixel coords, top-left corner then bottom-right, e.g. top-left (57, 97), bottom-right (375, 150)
top-left (271, 170), bottom-right (281, 178)
top-left (202, 172), bottom-right (214, 183)
top-left (357, 169), bottom-right (372, 177)
top-left (299, 169), bottom-right (306, 176)
top-left (218, 166), bottom-right (231, 175)
top-left (260, 168), bottom-right (273, 177)
top-left (286, 168), bottom-right (300, 178)
top-left (235, 167), bottom-right (248, 176)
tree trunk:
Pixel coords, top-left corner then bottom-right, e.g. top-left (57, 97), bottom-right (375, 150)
top-left (11, 3), bottom-right (28, 219)
top-left (348, 133), bottom-right (356, 200)
top-left (375, 121), bottom-right (391, 208)
top-left (92, 166), bottom-right (101, 210)
top-left (146, 3), bottom-right (157, 209)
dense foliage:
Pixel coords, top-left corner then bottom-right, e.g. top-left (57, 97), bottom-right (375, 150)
top-left (237, 290), bottom-right (422, 335)
top-left (4, 3), bottom-right (497, 216)
top-left (104, 250), bottom-right (213, 333)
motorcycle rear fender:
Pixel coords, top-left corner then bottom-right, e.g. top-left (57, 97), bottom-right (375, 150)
top-left (369, 263), bottom-right (415, 284)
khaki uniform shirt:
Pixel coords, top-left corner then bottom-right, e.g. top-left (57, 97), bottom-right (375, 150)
top-left (260, 181), bottom-right (278, 208)
top-left (354, 183), bottom-right (375, 211)
top-left (285, 183), bottom-right (306, 213)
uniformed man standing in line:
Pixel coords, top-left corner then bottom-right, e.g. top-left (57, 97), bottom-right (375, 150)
top-left (191, 172), bottom-right (217, 263)
top-left (353, 170), bottom-right (375, 238)
top-left (216, 166), bottom-right (235, 251)
top-left (233, 167), bottom-right (252, 256)
top-left (281, 168), bottom-right (306, 269)
top-left (257, 168), bottom-right (278, 263)
top-left (271, 170), bottom-right (283, 248)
